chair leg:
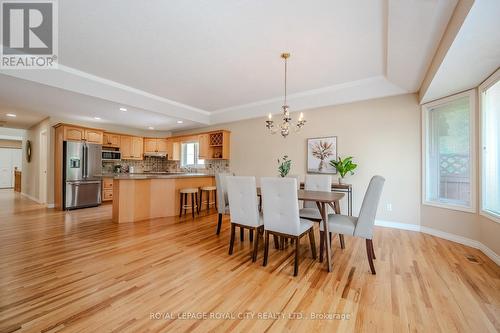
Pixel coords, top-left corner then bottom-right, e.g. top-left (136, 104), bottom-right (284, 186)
top-left (371, 239), bottom-right (376, 259)
top-left (273, 235), bottom-right (279, 249)
top-left (252, 228), bottom-right (259, 262)
top-left (309, 229), bottom-right (317, 260)
top-left (249, 229), bottom-right (254, 242)
top-left (199, 190), bottom-right (203, 213)
top-left (240, 228), bottom-right (244, 242)
top-left (339, 234), bottom-right (345, 249)
top-left (366, 239), bottom-right (376, 274)
top-left (179, 192), bottom-right (184, 217)
top-left (294, 237), bottom-right (300, 276)
top-left (206, 191), bottom-right (210, 212)
top-left (280, 237), bottom-right (285, 250)
top-left (183, 194), bottom-right (187, 216)
top-left (216, 213), bottom-right (222, 235)
top-left (263, 231), bottom-right (269, 266)
top-left (191, 193), bottom-right (195, 219)
top-left (228, 223), bottom-right (235, 255)
top-left (319, 231), bottom-right (324, 263)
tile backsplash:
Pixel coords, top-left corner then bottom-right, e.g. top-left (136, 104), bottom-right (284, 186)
top-left (102, 157), bottom-right (230, 175)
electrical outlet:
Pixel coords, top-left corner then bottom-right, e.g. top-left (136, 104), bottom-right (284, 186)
top-left (386, 203), bottom-right (393, 212)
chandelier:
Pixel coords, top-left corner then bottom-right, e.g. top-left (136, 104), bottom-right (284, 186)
top-left (265, 52), bottom-right (306, 138)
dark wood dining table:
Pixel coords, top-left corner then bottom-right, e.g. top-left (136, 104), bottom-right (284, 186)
top-left (257, 188), bottom-right (345, 272)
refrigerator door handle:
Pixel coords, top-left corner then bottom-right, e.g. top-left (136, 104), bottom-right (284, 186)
top-left (83, 144), bottom-right (88, 179)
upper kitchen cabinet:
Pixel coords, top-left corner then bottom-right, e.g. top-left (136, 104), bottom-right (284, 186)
top-left (144, 138), bottom-right (168, 154)
top-left (198, 134), bottom-right (209, 159)
top-left (121, 136), bottom-right (143, 160)
top-left (60, 125), bottom-right (103, 144)
top-left (103, 133), bottom-right (120, 147)
top-left (84, 129), bottom-right (104, 144)
top-left (166, 138), bottom-right (180, 161)
top-left (207, 130), bottom-right (230, 159)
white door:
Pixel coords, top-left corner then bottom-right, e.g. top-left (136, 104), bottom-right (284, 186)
top-left (0, 148), bottom-right (13, 188)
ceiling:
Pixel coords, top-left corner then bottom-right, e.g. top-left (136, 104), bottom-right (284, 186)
top-left (0, 0), bottom-right (459, 130)
top-left (421, 0), bottom-right (500, 103)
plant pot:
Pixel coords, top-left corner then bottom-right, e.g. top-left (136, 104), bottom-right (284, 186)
top-left (338, 177), bottom-right (344, 184)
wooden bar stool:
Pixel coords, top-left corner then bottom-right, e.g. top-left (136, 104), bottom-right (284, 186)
top-left (179, 188), bottom-right (199, 219)
top-left (199, 186), bottom-right (217, 213)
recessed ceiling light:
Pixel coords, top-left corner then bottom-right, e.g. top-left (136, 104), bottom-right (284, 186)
top-left (148, 126), bottom-right (154, 130)
top-left (6, 113), bottom-right (16, 117)
top-left (119, 107), bottom-right (127, 112)
top-left (94, 117), bottom-right (101, 120)
top-left (176, 120), bottom-right (183, 124)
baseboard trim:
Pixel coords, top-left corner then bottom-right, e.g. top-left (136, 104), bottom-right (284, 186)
top-left (20, 192), bottom-right (54, 209)
top-left (375, 220), bottom-right (500, 266)
top-left (20, 192), bottom-right (42, 204)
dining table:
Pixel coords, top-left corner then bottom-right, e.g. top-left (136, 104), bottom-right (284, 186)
top-left (257, 188), bottom-right (345, 273)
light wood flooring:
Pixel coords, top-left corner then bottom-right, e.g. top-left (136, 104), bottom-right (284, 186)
top-left (0, 189), bottom-right (499, 332)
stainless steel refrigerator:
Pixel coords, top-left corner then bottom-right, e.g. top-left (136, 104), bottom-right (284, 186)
top-left (63, 141), bottom-right (102, 209)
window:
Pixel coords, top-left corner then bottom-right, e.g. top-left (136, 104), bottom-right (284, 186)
top-left (422, 90), bottom-right (475, 212)
top-left (480, 70), bottom-right (500, 221)
top-left (181, 142), bottom-right (204, 168)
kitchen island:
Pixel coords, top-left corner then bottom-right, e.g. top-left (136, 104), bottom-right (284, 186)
top-left (112, 173), bottom-right (215, 223)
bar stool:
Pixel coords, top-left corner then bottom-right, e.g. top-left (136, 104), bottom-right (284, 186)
top-left (199, 185), bottom-right (217, 213)
top-left (179, 188), bottom-right (199, 219)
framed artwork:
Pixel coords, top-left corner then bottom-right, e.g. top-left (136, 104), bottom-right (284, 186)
top-left (307, 136), bottom-right (337, 174)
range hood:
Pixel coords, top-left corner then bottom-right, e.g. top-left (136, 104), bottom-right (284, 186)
top-left (143, 152), bottom-right (167, 158)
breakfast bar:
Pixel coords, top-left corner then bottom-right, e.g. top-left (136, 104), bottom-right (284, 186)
top-left (112, 173), bottom-right (215, 223)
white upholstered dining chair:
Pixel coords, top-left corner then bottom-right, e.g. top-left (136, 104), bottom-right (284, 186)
top-left (260, 177), bottom-right (317, 276)
top-left (226, 176), bottom-right (263, 262)
top-left (299, 174), bottom-right (332, 221)
top-left (320, 175), bottom-right (385, 274)
top-left (215, 172), bottom-right (233, 235)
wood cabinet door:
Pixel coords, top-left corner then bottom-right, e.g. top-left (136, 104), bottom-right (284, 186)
top-left (120, 136), bottom-right (132, 159)
top-left (198, 134), bottom-right (209, 159)
top-left (222, 132), bottom-right (230, 159)
top-left (166, 140), bottom-right (180, 161)
top-left (103, 133), bottom-right (120, 147)
top-left (157, 139), bottom-right (168, 153)
top-left (110, 134), bottom-right (120, 147)
top-left (85, 129), bottom-right (103, 144)
top-left (144, 138), bottom-right (157, 153)
top-left (131, 137), bottom-right (143, 159)
top-left (63, 126), bottom-right (84, 141)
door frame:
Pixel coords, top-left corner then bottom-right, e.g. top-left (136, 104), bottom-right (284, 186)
top-left (39, 130), bottom-right (48, 204)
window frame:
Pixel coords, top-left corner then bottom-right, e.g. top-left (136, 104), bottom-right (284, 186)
top-left (479, 68), bottom-right (500, 224)
top-left (180, 141), bottom-right (205, 168)
top-left (421, 89), bottom-right (477, 213)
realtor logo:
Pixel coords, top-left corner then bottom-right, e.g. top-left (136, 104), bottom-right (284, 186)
top-left (1, 0), bottom-right (58, 68)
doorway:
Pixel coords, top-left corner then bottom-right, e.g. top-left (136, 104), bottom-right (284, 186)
top-left (0, 148), bottom-right (22, 189)
top-left (39, 130), bottom-right (48, 204)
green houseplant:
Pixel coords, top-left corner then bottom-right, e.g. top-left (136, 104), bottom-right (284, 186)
top-left (329, 156), bottom-right (357, 183)
top-left (277, 155), bottom-right (292, 177)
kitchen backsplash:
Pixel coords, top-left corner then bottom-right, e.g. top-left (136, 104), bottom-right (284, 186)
top-left (102, 157), bottom-right (230, 175)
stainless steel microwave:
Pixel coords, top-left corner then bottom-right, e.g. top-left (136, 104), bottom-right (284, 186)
top-left (102, 149), bottom-right (121, 161)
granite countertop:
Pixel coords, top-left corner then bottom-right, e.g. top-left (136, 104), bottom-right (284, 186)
top-left (106, 173), bottom-right (214, 180)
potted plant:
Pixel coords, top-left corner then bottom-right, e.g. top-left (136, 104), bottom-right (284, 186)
top-left (277, 155), bottom-right (292, 177)
top-left (329, 156), bottom-right (357, 184)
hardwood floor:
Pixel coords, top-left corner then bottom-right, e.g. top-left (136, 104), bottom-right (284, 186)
top-left (0, 189), bottom-right (499, 332)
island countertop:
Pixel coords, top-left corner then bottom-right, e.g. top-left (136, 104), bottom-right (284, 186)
top-left (110, 173), bottom-right (214, 180)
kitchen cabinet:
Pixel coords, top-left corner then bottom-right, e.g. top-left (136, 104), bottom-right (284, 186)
top-left (198, 134), bottom-right (209, 159)
top-left (62, 125), bottom-right (103, 144)
top-left (166, 139), bottom-right (180, 161)
top-left (103, 133), bottom-right (120, 147)
top-left (144, 138), bottom-right (167, 154)
top-left (121, 136), bottom-right (143, 160)
top-left (63, 126), bottom-right (84, 141)
top-left (102, 177), bottom-right (113, 202)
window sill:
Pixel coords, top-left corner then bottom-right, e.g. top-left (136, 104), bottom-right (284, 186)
top-left (422, 200), bottom-right (476, 214)
top-left (480, 210), bottom-right (500, 224)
